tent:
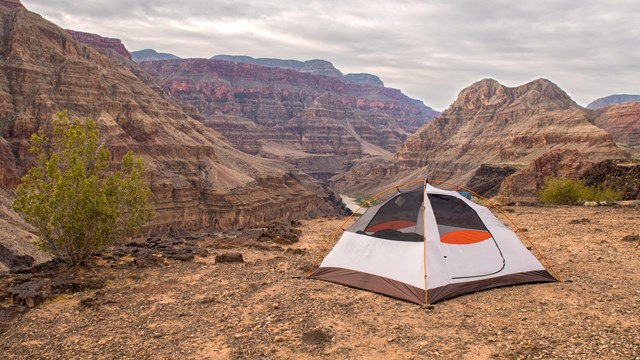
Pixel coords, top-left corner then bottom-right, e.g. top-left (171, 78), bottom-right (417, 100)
top-left (309, 180), bottom-right (558, 304)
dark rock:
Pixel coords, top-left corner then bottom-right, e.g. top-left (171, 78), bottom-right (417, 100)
top-left (569, 218), bottom-right (591, 224)
top-left (8, 275), bottom-right (104, 307)
top-left (133, 253), bottom-right (166, 268)
top-left (164, 252), bottom-right (194, 262)
top-left (581, 159), bottom-right (640, 200)
top-left (79, 291), bottom-right (115, 309)
top-left (215, 253), bottom-right (244, 263)
top-left (621, 234), bottom-right (639, 242)
top-left (302, 328), bottom-right (333, 348)
top-left (284, 248), bottom-right (306, 255)
top-left (467, 164), bottom-right (518, 198)
top-left (0, 244), bottom-right (35, 270)
top-left (257, 222), bottom-right (302, 245)
top-left (191, 248), bottom-right (209, 258)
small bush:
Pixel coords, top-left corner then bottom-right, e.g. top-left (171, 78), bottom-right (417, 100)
top-left (13, 111), bottom-right (155, 266)
top-left (538, 177), bottom-right (622, 205)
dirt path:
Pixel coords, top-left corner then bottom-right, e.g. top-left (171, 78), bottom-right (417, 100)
top-left (1, 206), bottom-right (639, 359)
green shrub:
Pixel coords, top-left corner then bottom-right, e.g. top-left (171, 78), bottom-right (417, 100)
top-left (538, 177), bottom-right (622, 205)
top-left (13, 111), bottom-right (155, 266)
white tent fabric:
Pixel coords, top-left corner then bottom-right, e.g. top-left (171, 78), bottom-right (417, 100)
top-left (311, 183), bottom-right (557, 304)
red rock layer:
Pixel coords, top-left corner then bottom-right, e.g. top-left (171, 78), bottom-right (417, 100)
top-left (67, 30), bottom-right (132, 60)
top-left (139, 59), bottom-right (438, 178)
top-left (0, 0), bottom-right (23, 9)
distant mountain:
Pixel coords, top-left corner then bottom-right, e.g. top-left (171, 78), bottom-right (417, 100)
top-left (211, 55), bottom-right (385, 87)
top-left (587, 94), bottom-right (640, 109)
top-left (131, 49), bottom-right (181, 62)
top-left (139, 58), bottom-right (439, 180)
top-left (333, 78), bottom-right (626, 201)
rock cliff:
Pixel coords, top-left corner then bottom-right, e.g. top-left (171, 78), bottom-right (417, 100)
top-left (0, 0), bottom-right (22, 9)
top-left (495, 149), bottom-right (595, 202)
top-left (333, 78), bottom-right (626, 197)
top-left (581, 159), bottom-right (640, 200)
top-left (592, 101), bottom-right (640, 156)
top-left (67, 30), bottom-right (132, 60)
top-left (211, 55), bottom-right (386, 87)
top-left (139, 58), bottom-right (438, 179)
top-left (0, 5), bottom-right (343, 270)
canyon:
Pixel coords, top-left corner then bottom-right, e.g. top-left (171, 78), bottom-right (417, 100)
top-left (333, 78), bottom-right (628, 200)
top-left (138, 58), bottom-right (438, 180)
top-left (0, 3), bottom-right (344, 271)
top-left (1, 0), bottom-right (639, 272)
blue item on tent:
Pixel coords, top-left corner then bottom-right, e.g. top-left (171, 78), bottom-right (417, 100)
top-left (458, 191), bottom-right (472, 199)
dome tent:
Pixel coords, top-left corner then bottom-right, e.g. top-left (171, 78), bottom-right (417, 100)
top-left (309, 180), bottom-right (558, 304)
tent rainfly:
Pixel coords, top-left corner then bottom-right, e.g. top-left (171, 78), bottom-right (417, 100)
top-left (309, 181), bottom-right (558, 304)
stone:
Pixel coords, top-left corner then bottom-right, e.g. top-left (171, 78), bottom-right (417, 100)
top-left (215, 253), bottom-right (244, 263)
top-left (621, 234), bottom-right (639, 242)
top-left (301, 328), bottom-right (332, 348)
top-left (568, 218), bottom-right (591, 224)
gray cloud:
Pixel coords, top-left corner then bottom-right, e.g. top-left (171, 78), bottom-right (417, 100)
top-left (22, 0), bottom-right (640, 110)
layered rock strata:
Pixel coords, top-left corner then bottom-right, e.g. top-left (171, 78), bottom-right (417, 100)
top-left (140, 58), bottom-right (437, 179)
top-left (0, 5), bottom-right (342, 270)
top-left (67, 30), bottom-right (132, 59)
top-left (333, 79), bottom-right (626, 197)
top-left (592, 101), bottom-right (640, 156)
top-left (211, 55), bottom-right (385, 86)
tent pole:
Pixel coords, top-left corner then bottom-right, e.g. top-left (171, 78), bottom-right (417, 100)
top-left (423, 178), bottom-right (429, 305)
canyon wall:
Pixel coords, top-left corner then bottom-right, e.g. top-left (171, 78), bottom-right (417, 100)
top-left (0, 4), bottom-right (343, 270)
top-left (333, 78), bottom-right (626, 199)
top-left (139, 58), bottom-right (438, 179)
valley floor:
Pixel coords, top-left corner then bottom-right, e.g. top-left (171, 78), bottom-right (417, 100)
top-left (1, 206), bottom-right (639, 359)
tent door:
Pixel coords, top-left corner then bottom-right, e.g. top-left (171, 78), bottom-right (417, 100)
top-left (427, 194), bottom-right (505, 279)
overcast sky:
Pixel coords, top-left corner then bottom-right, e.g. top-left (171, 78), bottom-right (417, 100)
top-left (22, 0), bottom-right (640, 110)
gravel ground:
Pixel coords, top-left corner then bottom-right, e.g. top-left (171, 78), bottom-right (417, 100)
top-left (0, 205), bottom-right (639, 359)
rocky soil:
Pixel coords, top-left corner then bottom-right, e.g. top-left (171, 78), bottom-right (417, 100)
top-left (1, 205), bottom-right (639, 359)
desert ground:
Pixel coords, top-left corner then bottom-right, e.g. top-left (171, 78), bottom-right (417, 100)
top-left (1, 205), bottom-right (639, 359)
